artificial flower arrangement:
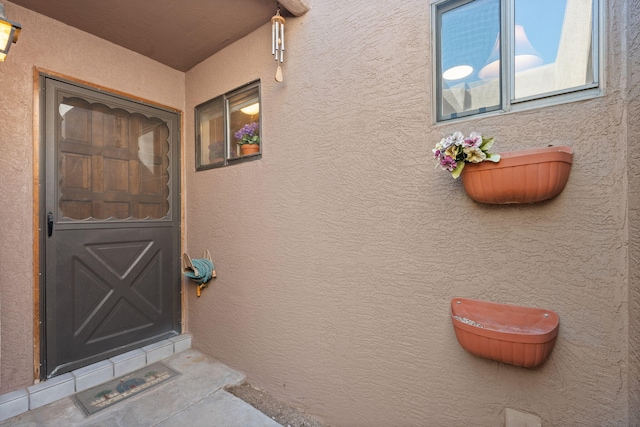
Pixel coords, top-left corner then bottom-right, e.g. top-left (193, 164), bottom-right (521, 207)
top-left (433, 131), bottom-right (500, 179)
top-left (234, 121), bottom-right (260, 145)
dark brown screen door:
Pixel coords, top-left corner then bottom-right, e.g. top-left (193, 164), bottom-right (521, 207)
top-left (41, 76), bottom-right (181, 378)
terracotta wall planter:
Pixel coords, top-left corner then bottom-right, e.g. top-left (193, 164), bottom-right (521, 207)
top-left (461, 146), bottom-right (573, 204)
top-left (450, 298), bottom-right (559, 368)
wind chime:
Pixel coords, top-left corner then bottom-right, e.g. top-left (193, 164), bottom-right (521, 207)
top-left (271, 6), bottom-right (285, 82)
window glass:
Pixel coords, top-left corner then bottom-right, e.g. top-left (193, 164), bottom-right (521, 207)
top-left (228, 85), bottom-right (261, 159)
top-left (195, 81), bottom-right (261, 170)
top-left (435, 0), bottom-right (599, 122)
top-left (58, 97), bottom-right (170, 220)
top-left (514, 0), bottom-right (594, 100)
top-left (197, 97), bottom-right (225, 167)
top-left (439, 0), bottom-right (501, 120)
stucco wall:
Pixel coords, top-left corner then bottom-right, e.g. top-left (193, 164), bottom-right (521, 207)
top-left (0, 2), bottom-right (184, 393)
top-left (1, 0), bottom-right (635, 424)
top-left (185, 0), bottom-right (634, 425)
top-left (627, 0), bottom-right (640, 424)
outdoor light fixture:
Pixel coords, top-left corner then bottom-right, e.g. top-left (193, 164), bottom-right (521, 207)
top-left (0, 2), bottom-right (21, 62)
top-left (478, 25), bottom-right (542, 80)
top-left (271, 5), bottom-right (285, 82)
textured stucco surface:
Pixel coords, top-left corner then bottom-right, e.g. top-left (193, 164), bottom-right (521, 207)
top-left (0, 2), bottom-right (184, 393)
top-left (1, 0), bottom-right (637, 424)
top-left (627, 0), bottom-right (640, 424)
top-left (185, 0), bottom-right (636, 425)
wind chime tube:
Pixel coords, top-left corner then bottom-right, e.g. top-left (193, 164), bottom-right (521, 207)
top-left (274, 20), bottom-right (279, 61)
top-left (271, 20), bottom-right (275, 55)
top-left (280, 21), bottom-right (284, 62)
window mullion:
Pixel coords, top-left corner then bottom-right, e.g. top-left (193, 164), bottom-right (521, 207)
top-left (592, 0), bottom-right (601, 86)
top-left (502, 0), bottom-right (513, 111)
top-left (223, 94), bottom-right (230, 166)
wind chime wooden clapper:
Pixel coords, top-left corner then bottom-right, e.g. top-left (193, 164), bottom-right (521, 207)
top-left (182, 250), bottom-right (216, 297)
top-left (272, 6), bottom-right (285, 82)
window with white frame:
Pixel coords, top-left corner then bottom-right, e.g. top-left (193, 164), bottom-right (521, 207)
top-left (195, 80), bottom-right (261, 170)
top-left (434, 0), bottom-right (600, 122)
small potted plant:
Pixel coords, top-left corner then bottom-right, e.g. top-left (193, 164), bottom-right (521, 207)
top-left (234, 121), bottom-right (260, 156)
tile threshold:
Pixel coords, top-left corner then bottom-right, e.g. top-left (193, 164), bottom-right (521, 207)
top-left (0, 334), bottom-right (192, 423)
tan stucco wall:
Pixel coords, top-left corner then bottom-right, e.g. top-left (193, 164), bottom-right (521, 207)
top-left (0, 2), bottom-right (184, 393)
top-left (1, 0), bottom-right (637, 424)
top-left (628, 0), bottom-right (640, 424)
top-left (185, 0), bottom-right (636, 425)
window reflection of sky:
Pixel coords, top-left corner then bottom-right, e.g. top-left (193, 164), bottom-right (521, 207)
top-left (516, 0), bottom-right (566, 65)
top-left (441, 0), bottom-right (567, 87)
top-left (441, 0), bottom-right (499, 87)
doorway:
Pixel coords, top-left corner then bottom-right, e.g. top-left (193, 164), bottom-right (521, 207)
top-left (39, 75), bottom-right (181, 378)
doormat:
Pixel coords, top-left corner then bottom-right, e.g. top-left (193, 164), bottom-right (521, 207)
top-left (74, 362), bottom-right (180, 416)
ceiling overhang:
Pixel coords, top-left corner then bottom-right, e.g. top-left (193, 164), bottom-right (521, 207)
top-left (8, 0), bottom-right (310, 71)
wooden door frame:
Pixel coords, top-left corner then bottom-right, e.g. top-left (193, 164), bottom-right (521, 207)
top-left (32, 68), bottom-right (186, 381)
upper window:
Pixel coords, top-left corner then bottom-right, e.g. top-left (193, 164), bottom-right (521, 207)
top-left (434, 0), bottom-right (600, 121)
top-left (195, 80), bottom-right (261, 170)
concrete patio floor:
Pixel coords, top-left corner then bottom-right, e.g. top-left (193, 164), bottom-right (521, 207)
top-left (0, 349), bottom-right (281, 427)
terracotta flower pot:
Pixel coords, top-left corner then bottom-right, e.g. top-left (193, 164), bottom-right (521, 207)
top-left (451, 298), bottom-right (559, 368)
top-left (241, 144), bottom-right (260, 155)
top-left (461, 146), bottom-right (573, 204)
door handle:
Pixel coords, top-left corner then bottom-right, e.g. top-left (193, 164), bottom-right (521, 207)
top-left (47, 211), bottom-right (53, 237)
